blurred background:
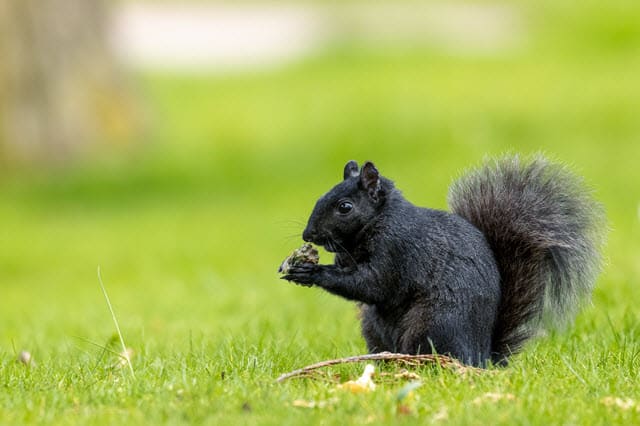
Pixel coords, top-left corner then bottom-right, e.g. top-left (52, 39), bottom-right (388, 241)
top-left (1, 0), bottom-right (639, 358)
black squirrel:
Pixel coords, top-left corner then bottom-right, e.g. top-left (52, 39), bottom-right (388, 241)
top-left (281, 155), bottom-right (605, 366)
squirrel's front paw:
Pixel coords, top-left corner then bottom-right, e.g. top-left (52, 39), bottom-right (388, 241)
top-left (280, 263), bottom-right (320, 287)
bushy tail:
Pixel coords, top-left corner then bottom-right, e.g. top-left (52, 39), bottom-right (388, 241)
top-left (448, 154), bottom-right (605, 364)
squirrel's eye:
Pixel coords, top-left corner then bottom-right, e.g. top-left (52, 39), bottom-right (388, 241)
top-left (337, 201), bottom-right (353, 214)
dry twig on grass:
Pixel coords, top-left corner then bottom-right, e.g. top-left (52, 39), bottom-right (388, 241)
top-left (276, 351), bottom-right (481, 382)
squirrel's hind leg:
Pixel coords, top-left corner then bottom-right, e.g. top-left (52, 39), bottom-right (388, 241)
top-left (360, 304), bottom-right (393, 353)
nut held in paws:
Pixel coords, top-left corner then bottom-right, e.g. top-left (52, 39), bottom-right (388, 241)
top-left (278, 243), bottom-right (319, 274)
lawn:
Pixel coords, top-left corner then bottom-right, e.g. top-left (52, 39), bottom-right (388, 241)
top-left (1, 1), bottom-right (640, 424)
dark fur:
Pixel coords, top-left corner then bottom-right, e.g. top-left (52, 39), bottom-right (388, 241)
top-left (282, 156), bottom-right (605, 366)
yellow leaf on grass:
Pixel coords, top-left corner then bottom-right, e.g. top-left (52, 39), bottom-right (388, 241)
top-left (337, 364), bottom-right (376, 393)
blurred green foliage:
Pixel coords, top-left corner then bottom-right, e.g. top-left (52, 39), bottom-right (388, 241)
top-left (1, 1), bottom-right (639, 424)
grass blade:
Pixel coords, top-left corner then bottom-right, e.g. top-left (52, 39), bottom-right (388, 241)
top-left (98, 266), bottom-right (135, 378)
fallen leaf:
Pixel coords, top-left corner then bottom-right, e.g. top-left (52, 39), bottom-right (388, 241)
top-left (292, 398), bottom-right (338, 409)
top-left (433, 406), bottom-right (448, 422)
top-left (337, 363), bottom-right (376, 393)
top-left (600, 396), bottom-right (636, 411)
top-left (472, 392), bottom-right (516, 405)
top-left (397, 404), bottom-right (412, 416)
top-left (394, 369), bottom-right (421, 381)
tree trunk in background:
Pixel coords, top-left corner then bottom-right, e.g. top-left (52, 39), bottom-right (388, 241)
top-left (0, 0), bottom-right (137, 167)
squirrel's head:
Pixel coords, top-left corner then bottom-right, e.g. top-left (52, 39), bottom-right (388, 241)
top-left (302, 160), bottom-right (390, 253)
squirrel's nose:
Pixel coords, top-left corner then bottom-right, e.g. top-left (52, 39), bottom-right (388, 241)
top-left (302, 227), bottom-right (315, 242)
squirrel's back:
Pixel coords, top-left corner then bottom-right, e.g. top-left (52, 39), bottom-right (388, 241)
top-left (448, 155), bottom-right (606, 363)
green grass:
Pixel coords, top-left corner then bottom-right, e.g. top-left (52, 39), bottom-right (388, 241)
top-left (2, 1), bottom-right (640, 424)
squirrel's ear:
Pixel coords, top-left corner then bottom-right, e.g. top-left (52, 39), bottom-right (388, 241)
top-left (360, 161), bottom-right (382, 202)
top-left (343, 160), bottom-right (359, 180)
